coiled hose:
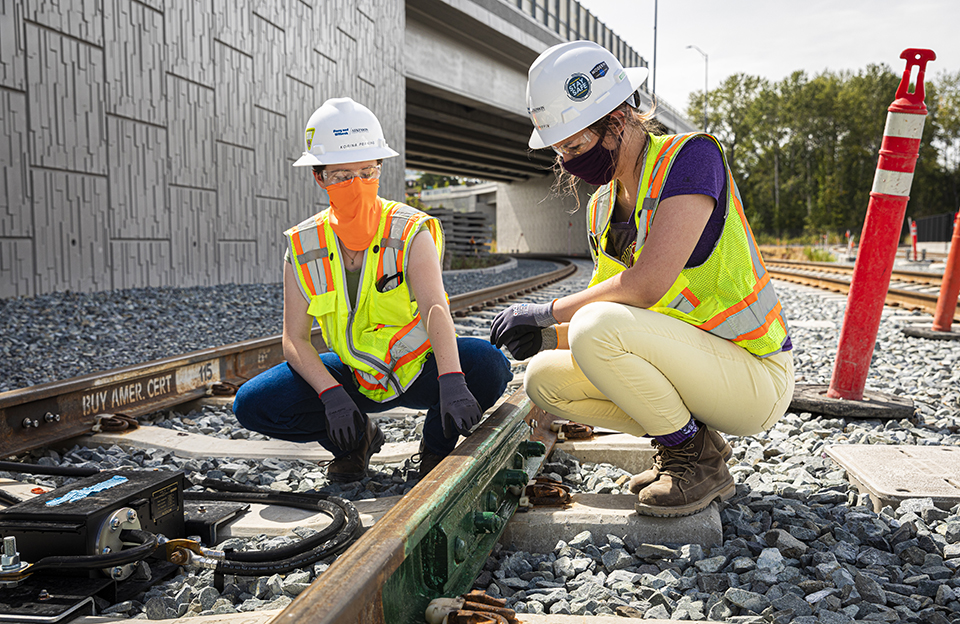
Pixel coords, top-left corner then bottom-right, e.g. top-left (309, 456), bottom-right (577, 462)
top-left (189, 478), bottom-right (361, 576)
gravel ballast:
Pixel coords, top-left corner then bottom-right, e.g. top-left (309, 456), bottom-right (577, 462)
top-left (3, 261), bottom-right (960, 622)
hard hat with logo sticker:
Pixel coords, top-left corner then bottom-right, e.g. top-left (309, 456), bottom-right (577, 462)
top-left (293, 97), bottom-right (399, 167)
top-left (526, 40), bottom-right (649, 149)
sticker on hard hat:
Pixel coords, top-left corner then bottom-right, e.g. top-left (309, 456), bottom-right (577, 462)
top-left (590, 62), bottom-right (608, 79)
top-left (565, 73), bottom-right (591, 102)
top-left (333, 128), bottom-right (349, 137)
top-left (352, 127), bottom-right (369, 133)
top-left (305, 128), bottom-right (315, 150)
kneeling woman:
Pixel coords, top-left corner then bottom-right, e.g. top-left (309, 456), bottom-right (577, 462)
top-left (491, 42), bottom-right (794, 517)
top-left (235, 98), bottom-right (512, 482)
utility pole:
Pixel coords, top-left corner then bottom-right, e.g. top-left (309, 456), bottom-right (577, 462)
top-left (652, 0), bottom-right (658, 94)
top-left (686, 44), bottom-right (708, 131)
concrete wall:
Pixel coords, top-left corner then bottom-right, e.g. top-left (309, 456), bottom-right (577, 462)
top-left (0, 0), bottom-right (405, 298)
top-left (496, 176), bottom-right (591, 256)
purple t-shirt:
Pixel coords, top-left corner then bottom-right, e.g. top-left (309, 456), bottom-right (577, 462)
top-left (606, 137), bottom-right (792, 351)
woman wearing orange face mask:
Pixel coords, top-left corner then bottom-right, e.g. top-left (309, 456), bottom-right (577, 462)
top-left (233, 98), bottom-right (512, 482)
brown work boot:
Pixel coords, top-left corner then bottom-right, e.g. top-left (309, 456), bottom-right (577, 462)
top-left (634, 424), bottom-right (735, 517)
top-left (628, 428), bottom-right (733, 494)
top-left (326, 418), bottom-right (385, 483)
top-left (414, 440), bottom-right (445, 479)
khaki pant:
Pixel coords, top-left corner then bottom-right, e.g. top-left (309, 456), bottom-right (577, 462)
top-left (524, 301), bottom-right (795, 437)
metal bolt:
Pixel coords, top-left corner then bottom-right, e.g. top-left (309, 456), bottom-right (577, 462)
top-left (453, 537), bottom-right (467, 564)
top-left (111, 567), bottom-right (124, 579)
top-left (1, 536), bottom-right (21, 571)
top-left (44, 412), bottom-right (60, 423)
top-left (473, 511), bottom-right (503, 534)
top-left (125, 509), bottom-right (137, 522)
top-left (101, 547), bottom-right (112, 555)
top-left (110, 518), bottom-right (121, 531)
top-left (484, 491), bottom-right (499, 512)
top-left (198, 505), bottom-right (206, 514)
top-left (21, 418), bottom-right (39, 429)
top-left (38, 589), bottom-right (50, 601)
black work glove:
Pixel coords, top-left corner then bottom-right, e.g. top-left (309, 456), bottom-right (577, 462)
top-left (490, 301), bottom-right (558, 350)
top-left (438, 372), bottom-right (483, 438)
top-left (319, 384), bottom-right (366, 451)
top-left (503, 325), bottom-right (558, 360)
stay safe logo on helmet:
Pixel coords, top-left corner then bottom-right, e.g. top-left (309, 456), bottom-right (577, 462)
top-left (565, 73), bottom-right (591, 102)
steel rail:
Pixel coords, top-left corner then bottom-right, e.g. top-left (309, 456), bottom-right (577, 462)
top-left (0, 259), bottom-right (576, 458)
top-left (767, 262), bottom-right (959, 321)
top-left (271, 389), bottom-right (556, 624)
top-left (767, 259), bottom-right (944, 287)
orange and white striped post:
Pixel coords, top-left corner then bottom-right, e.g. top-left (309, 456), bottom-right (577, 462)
top-left (932, 210), bottom-right (960, 332)
top-left (827, 48), bottom-right (936, 401)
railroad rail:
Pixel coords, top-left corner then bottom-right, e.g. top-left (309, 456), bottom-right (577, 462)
top-left (767, 259), bottom-right (959, 321)
top-left (0, 259), bottom-right (576, 459)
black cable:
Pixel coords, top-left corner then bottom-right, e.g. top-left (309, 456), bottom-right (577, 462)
top-left (6, 529), bottom-right (158, 575)
top-left (191, 478), bottom-right (361, 575)
top-left (0, 460), bottom-right (100, 477)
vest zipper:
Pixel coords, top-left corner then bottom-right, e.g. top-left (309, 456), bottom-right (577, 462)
top-left (338, 238), bottom-right (402, 396)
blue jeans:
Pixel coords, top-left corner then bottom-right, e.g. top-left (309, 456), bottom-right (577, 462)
top-left (233, 337), bottom-right (512, 458)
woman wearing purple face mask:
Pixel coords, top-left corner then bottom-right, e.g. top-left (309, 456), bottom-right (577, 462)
top-left (490, 41), bottom-right (794, 519)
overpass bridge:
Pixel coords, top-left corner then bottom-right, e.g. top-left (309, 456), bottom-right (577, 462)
top-left (0, 0), bottom-right (695, 298)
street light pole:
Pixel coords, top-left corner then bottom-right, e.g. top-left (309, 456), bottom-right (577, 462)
top-left (686, 44), bottom-right (708, 132)
top-left (652, 0), bottom-right (658, 94)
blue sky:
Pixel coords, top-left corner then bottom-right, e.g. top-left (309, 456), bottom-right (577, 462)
top-left (578, 0), bottom-right (960, 115)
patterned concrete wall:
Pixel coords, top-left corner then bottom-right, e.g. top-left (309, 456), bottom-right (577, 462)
top-left (0, 0), bottom-right (405, 298)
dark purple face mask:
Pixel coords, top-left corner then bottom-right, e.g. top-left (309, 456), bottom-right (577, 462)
top-left (561, 139), bottom-right (617, 186)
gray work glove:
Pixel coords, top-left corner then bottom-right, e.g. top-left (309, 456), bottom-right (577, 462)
top-left (319, 384), bottom-right (366, 451)
top-left (438, 372), bottom-right (483, 438)
top-left (490, 301), bottom-right (558, 350)
top-left (502, 325), bottom-right (558, 360)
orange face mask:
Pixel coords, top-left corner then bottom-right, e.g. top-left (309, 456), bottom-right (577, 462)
top-left (327, 177), bottom-right (382, 252)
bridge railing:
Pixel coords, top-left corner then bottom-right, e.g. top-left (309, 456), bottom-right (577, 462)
top-left (510, 0), bottom-right (646, 86)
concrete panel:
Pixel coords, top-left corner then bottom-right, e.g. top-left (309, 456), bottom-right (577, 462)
top-left (0, 90), bottom-right (29, 237)
top-left (0, 0), bottom-right (26, 90)
top-left (104, 0), bottom-right (165, 125)
top-left (0, 238), bottom-right (33, 298)
top-left (26, 23), bottom-right (107, 174)
top-left (284, 74), bottom-right (315, 160)
top-left (255, 107), bottom-right (287, 200)
top-left (110, 240), bottom-right (173, 289)
top-left (405, 16), bottom-right (528, 118)
top-left (311, 0), bottom-right (339, 62)
top-left (107, 116), bottom-right (168, 239)
top-left (170, 186), bottom-right (217, 287)
top-left (216, 142), bottom-right (256, 240)
top-left (214, 40), bottom-right (254, 147)
top-left (214, 0), bottom-right (253, 55)
top-left (27, 0), bottom-right (103, 46)
top-left (253, 14), bottom-right (285, 114)
top-left (167, 74), bottom-right (216, 190)
top-left (218, 240), bottom-right (258, 284)
top-left (256, 197), bottom-right (289, 275)
top-left (31, 169), bottom-right (109, 293)
top-left (287, 158), bottom-right (326, 224)
top-left (496, 177), bottom-right (591, 255)
top-left (284, 0), bottom-right (315, 83)
top-left (166, 0), bottom-right (214, 85)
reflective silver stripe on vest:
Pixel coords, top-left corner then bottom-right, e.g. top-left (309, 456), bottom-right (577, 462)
top-left (666, 292), bottom-right (696, 314)
top-left (290, 218), bottom-right (330, 295)
top-left (701, 279), bottom-right (781, 341)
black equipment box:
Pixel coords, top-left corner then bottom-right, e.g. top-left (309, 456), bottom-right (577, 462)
top-left (0, 470), bottom-right (185, 564)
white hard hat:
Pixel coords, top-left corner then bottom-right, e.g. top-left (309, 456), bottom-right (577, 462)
top-left (526, 40), bottom-right (649, 149)
top-left (293, 97), bottom-right (400, 167)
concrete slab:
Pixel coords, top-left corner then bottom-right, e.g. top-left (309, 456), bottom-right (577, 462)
top-left (826, 444), bottom-right (960, 512)
top-left (217, 496), bottom-right (400, 538)
top-left (500, 494), bottom-right (722, 552)
top-left (559, 433), bottom-right (656, 474)
top-left (0, 478), bottom-right (53, 507)
top-left (70, 427), bottom-right (418, 463)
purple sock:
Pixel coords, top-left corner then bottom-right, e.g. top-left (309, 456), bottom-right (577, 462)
top-left (654, 418), bottom-right (699, 446)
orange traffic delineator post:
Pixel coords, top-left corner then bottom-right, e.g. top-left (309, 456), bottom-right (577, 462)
top-left (904, 209), bottom-right (960, 341)
top-left (790, 49), bottom-right (935, 420)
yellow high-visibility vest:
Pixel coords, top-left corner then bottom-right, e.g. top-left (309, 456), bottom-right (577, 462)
top-left (285, 200), bottom-right (445, 401)
top-left (586, 133), bottom-right (789, 357)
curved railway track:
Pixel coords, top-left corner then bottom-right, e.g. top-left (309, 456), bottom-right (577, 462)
top-left (767, 259), bottom-right (958, 322)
